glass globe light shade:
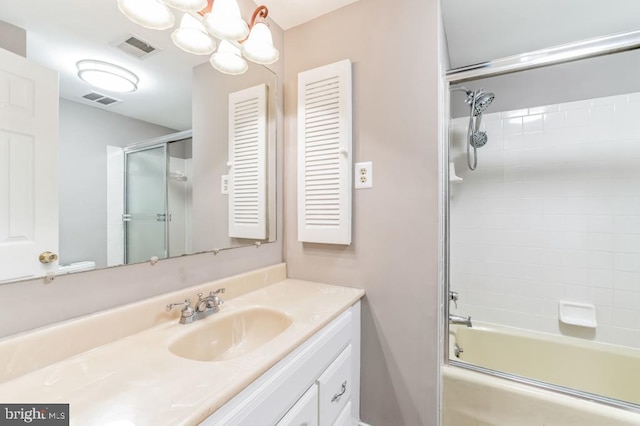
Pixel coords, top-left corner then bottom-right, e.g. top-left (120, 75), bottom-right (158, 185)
top-left (172, 13), bottom-right (216, 54)
top-left (203, 0), bottom-right (249, 41)
top-left (210, 40), bottom-right (248, 75)
top-left (117, 0), bottom-right (175, 30)
top-left (163, 0), bottom-right (207, 12)
top-left (241, 22), bottom-right (279, 64)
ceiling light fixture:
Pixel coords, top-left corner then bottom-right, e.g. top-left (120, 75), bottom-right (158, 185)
top-left (77, 60), bottom-right (139, 93)
top-left (172, 13), bottom-right (217, 55)
top-left (163, 0), bottom-right (207, 11)
top-left (117, 0), bottom-right (175, 30)
top-left (116, 0), bottom-right (279, 75)
top-left (210, 40), bottom-right (248, 75)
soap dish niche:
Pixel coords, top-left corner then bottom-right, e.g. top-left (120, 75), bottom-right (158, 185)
top-left (558, 301), bottom-right (597, 328)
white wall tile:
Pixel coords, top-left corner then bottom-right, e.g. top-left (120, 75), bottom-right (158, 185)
top-left (613, 290), bottom-right (640, 310)
top-left (501, 109), bottom-right (529, 118)
top-left (566, 109), bottom-right (589, 127)
top-left (589, 105), bottom-right (615, 127)
top-left (614, 271), bottom-right (640, 291)
top-left (529, 105), bottom-right (559, 115)
top-left (614, 253), bottom-right (640, 272)
top-left (558, 99), bottom-right (591, 111)
top-left (588, 269), bottom-right (614, 289)
top-left (523, 114), bottom-right (544, 133)
top-left (502, 117), bottom-right (523, 134)
top-left (450, 93), bottom-right (640, 349)
top-left (543, 111), bottom-right (566, 129)
top-left (614, 234), bottom-right (640, 253)
top-left (588, 251), bottom-right (614, 270)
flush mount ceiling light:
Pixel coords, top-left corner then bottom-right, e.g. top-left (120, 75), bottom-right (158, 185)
top-left (116, 0), bottom-right (279, 76)
top-left (77, 60), bottom-right (139, 93)
top-left (172, 13), bottom-right (217, 54)
top-left (117, 0), bottom-right (175, 30)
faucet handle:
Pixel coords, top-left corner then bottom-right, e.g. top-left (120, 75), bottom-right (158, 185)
top-left (166, 298), bottom-right (193, 315)
top-left (449, 291), bottom-right (459, 309)
top-left (210, 288), bottom-right (225, 305)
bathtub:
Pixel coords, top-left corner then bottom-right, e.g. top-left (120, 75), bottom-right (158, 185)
top-left (444, 322), bottom-right (640, 426)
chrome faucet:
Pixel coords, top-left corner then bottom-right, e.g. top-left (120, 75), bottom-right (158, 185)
top-left (448, 290), bottom-right (471, 327)
top-left (167, 288), bottom-right (225, 324)
top-left (449, 314), bottom-right (472, 328)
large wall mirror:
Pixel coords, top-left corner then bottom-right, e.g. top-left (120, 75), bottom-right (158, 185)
top-left (0, 0), bottom-right (277, 284)
top-left (444, 0), bottom-right (640, 412)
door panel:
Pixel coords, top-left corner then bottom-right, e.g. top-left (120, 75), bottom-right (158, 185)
top-left (124, 145), bottom-right (167, 264)
top-left (0, 49), bottom-right (58, 282)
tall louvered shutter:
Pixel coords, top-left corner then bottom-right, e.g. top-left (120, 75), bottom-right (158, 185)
top-left (297, 60), bottom-right (352, 244)
top-left (228, 83), bottom-right (267, 239)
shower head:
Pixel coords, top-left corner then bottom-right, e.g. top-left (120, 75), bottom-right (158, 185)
top-left (471, 131), bottom-right (488, 148)
top-left (472, 91), bottom-right (495, 116)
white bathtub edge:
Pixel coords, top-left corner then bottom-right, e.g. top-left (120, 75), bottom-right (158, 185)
top-left (443, 365), bottom-right (640, 425)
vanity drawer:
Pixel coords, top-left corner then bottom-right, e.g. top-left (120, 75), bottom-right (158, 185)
top-left (317, 344), bottom-right (352, 425)
top-left (332, 401), bottom-right (352, 426)
top-left (276, 383), bottom-right (319, 426)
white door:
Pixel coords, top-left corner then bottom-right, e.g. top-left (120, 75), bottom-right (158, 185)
top-left (0, 48), bottom-right (59, 282)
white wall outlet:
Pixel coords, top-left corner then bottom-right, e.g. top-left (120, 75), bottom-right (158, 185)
top-left (221, 175), bottom-right (229, 195)
top-left (354, 161), bottom-right (373, 189)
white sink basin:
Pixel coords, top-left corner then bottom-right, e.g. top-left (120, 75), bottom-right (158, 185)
top-left (169, 307), bottom-right (293, 362)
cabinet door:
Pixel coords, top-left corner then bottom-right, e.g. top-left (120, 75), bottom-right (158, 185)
top-left (332, 401), bottom-right (352, 426)
top-left (276, 383), bottom-right (318, 426)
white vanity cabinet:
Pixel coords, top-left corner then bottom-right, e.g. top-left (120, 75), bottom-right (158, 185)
top-left (203, 302), bottom-right (361, 426)
top-left (276, 384), bottom-right (319, 426)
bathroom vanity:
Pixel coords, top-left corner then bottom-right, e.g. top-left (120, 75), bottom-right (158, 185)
top-left (0, 264), bottom-right (364, 425)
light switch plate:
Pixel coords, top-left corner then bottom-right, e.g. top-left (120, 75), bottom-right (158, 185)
top-left (221, 175), bottom-right (229, 195)
top-left (355, 161), bottom-right (373, 189)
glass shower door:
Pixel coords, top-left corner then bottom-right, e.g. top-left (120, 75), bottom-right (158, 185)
top-left (124, 144), bottom-right (168, 264)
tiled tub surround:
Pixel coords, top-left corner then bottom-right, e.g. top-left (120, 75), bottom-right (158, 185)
top-left (450, 92), bottom-right (640, 348)
top-left (0, 264), bottom-right (364, 425)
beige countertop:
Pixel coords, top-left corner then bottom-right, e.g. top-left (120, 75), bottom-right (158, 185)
top-left (0, 269), bottom-right (364, 426)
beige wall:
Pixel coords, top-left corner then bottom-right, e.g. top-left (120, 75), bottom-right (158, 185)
top-left (283, 0), bottom-right (441, 425)
top-left (192, 63), bottom-right (278, 251)
top-left (0, 20), bottom-right (26, 57)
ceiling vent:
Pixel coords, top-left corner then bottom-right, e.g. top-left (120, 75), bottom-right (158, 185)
top-left (81, 91), bottom-right (122, 106)
top-left (112, 34), bottom-right (160, 59)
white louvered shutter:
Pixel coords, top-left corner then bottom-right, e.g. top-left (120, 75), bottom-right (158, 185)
top-left (297, 60), bottom-right (352, 244)
top-left (228, 83), bottom-right (267, 239)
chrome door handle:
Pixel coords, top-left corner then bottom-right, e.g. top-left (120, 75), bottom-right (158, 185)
top-left (331, 381), bottom-right (347, 402)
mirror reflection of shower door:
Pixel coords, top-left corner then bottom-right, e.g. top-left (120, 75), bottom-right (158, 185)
top-left (124, 144), bottom-right (168, 264)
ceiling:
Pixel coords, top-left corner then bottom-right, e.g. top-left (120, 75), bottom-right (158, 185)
top-left (259, 0), bottom-right (360, 30)
top-left (442, 0), bottom-right (640, 69)
top-left (0, 0), bottom-right (361, 132)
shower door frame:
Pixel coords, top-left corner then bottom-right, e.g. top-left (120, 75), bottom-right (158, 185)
top-left (122, 130), bottom-right (192, 265)
top-left (440, 30), bottom-right (640, 412)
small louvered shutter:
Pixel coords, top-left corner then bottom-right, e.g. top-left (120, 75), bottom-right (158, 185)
top-left (297, 60), bottom-right (352, 244)
top-left (228, 83), bottom-right (267, 239)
